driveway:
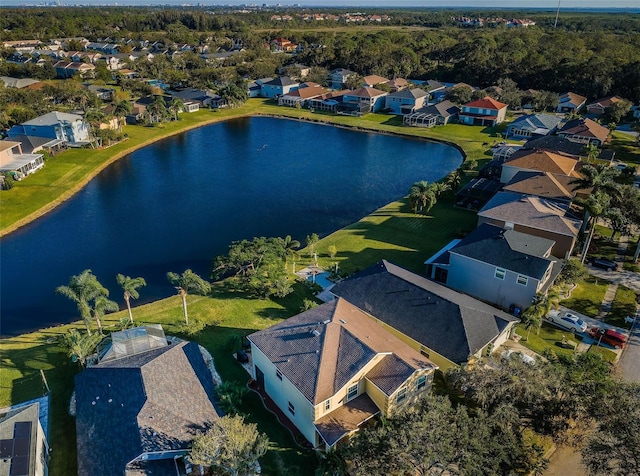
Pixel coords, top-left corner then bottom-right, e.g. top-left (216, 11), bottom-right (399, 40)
top-left (587, 266), bottom-right (640, 293)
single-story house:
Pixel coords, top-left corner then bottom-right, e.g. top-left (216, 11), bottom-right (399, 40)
top-left (331, 260), bottom-right (519, 370)
top-left (556, 92), bottom-right (587, 113)
top-left (586, 96), bottom-right (626, 116)
top-left (403, 100), bottom-right (460, 127)
top-left (248, 298), bottom-right (437, 450)
top-left (500, 148), bottom-right (581, 184)
top-left (75, 325), bottom-right (221, 476)
top-left (261, 76), bottom-right (299, 98)
top-left (384, 88), bottom-right (429, 115)
top-left (477, 191), bottom-right (582, 258)
top-left (329, 68), bottom-right (356, 89)
top-left (0, 140), bottom-right (45, 179)
top-left (8, 112), bottom-right (90, 146)
top-left (342, 87), bottom-right (388, 114)
top-left (557, 118), bottom-right (610, 146)
top-left (459, 96), bottom-right (508, 126)
top-left (3, 134), bottom-right (64, 155)
top-left (425, 224), bottom-right (560, 310)
top-left (505, 113), bottom-right (562, 139)
top-left (0, 400), bottom-right (49, 476)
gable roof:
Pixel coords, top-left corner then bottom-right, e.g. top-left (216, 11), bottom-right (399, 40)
top-left (558, 118), bottom-right (609, 142)
top-left (265, 76), bottom-right (298, 87)
top-left (75, 340), bottom-right (219, 476)
top-left (248, 298), bottom-right (435, 405)
top-left (387, 88), bottom-right (429, 100)
top-left (362, 74), bottom-right (389, 85)
top-left (0, 76), bottom-right (41, 89)
top-left (450, 223), bottom-right (556, 279)
top-left (504, 149), bottom-right (580, 176)
top-left (504, 171), bottom-right (577, 200)
top-left (587, 96), bottom-right (624, 109)
top-left (283, 85), bottom-right (328, 99)
top-left (3, 135), bottom-right (61, 154)
top-left (463, 96), bottom-right (508, 110)
top-left (0, 403), bottom-right (42, 476)
top-left (21, 111), bottom-right (83, 126)
top-left (330, 261), bottom-right (517, 365)
top-left (346, 87), bottom-right (387, 98)
top-left (384, 78), bottom-right (408, 89)
top-left (419, 100), bottom-right (460, 118)
top-left (523, 135), bottom-right (585, 157)
top-left (478, 191), bottom-right (581, 237)
top-left (558, 92), bottom-right (586, 107)
top-left (508, 113), bottom-right (562, 133)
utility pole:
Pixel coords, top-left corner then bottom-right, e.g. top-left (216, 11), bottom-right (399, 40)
top-left (554, 0), bottom-right (561, 28)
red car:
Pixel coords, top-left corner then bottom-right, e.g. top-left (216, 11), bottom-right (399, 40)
top-left (588, 327), bottom-right (627, 349)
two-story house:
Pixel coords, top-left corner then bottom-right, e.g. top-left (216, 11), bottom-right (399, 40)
top-left (557, 118), bottom-right (610, 146)
top-left (458, 96), bottom-right (507, 126)
top-left (556, 92), bottom-right (587, 113)
top-left (53, 60), bottom-right (95, 79)
top-left (261, 76), bottom-right (300, 98)
top-left (8, 112), bottom-right (91, 146)
top-left (329, 68), bottom-right (356, 89)
top-left (248, 298), bottom-right (437, 450)
top-left (425, 224), bottom-right (560, 310)
top-left (384, 88), bottom-right (429, 114)
top-left (500, 149), bottom-right (581, 184)
top-left (342, 87), bottom-right (388, 113)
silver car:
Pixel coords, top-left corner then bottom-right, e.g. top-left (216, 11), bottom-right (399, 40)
top-left (547, 311), bottom-right (588, 333)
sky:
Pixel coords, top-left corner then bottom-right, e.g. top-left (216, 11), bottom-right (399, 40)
top-left (2, 0), bottom-right (639, 8)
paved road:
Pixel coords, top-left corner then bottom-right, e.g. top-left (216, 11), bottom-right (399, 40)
top-left (617, 316), bottom-right (640, 382)
top-left (587, 266), bottom-right (640, 293)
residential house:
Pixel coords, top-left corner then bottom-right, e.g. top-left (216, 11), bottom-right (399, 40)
top-left (99, 55), bottom-right (124, 71)
top-left (83, 84), bottom-right (115, 101)
top-left (67, 51), bottom-right (102, 63)
top-left (420, 79), bottom-right (447, 102)
top-left (308, 90), bottom-right (349, 112)
top-left (202, 50), bottom-right (241, 65)
top-left (342, 87), bottom-right (388, 114)
top-left (75, 325), bottom-right (220, 476)
top-left (506, 113), bottom-right (562, 139)
top-left (458, 96), bottom-right (508, 126)
top-left (362, 74), bottom-right (389, 88)
top-left (2, 39), bottom-right (42, 54)
top-left (329, 68), bottom-right (356, 89)
top-left (331, 260), bottom-right (519, 370)
top-left (492, 143), bottom-right (523, 162)
top-left (9, 112), bottom-right (90, 146)
top-left (0, 400), bottom-right (49, 476)
top-left (271, 38), bottom-right (297, 52)
top-left (278, 63), bottom-right (311, 78)
top-left (261, 76), bottom-right (300, 98)
top-left (425, 224), bottom-right (560, 309)
top-left (0, 76), bottom-right (43, 90)
top-left (53, 60), bottom-right (95, 79)
top-left (278, 85), bottom-right (329, 107)
top-left (169, 88), bottom-right (225, 108)
top-left (556, 92), bottom-right (586, 113)
top-left (383, 78), bottom-right (409, 92)
top-left (477, 191), bottom-right (582, 258)
top-left (384, 88), bottom-right (429, 115)
top-left (503, 171), bottom-right (581, 202)
top-left (403, 100), bottom-right (459, 127)
top-left (248, 298), bottom-right (437, 450)
top-left (247, 77), bottom-right (273, 98)
top-left (3, 134), bottom-right (64, 155)
top-left (586, 96), bottom-right (625, 116)
top-left (500, 148), bottom-right (581, 184)
top-left (85, 42), bottom-right (119, 54)
top-left (557, 118), bottom-right (609, 146)
top-left (0, 140), bottom-right (45, 179)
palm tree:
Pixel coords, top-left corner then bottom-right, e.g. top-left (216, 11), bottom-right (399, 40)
top-left (91, 295), bottom-right (119, 335)
top-left (430, 182), bottom-right (451, 197)
top-left (83, 108), bottom-right (105, 148)
top-left (116, 274), bottom-right (147, 324)
top-left (522, 303), bottom-right (545, 341)
top-left (446, 170), bottom-right (463, 191)
top-left (56, 269), bottom-right (109, 334)
top-left (113, 100), bottom-right (132, 131)
top-left (167, 269), bottom-right (211, 325)
top-left (582, 143), bottom-right (600, 163)
top-left (408, 180), bottom-right (435, 213)
top-left (60, 329), bottom-right (102, 368)
top-left (147, 95), bottom-right (168, 124)
top-left (169, 97), bottom-right (185, 121)
top-left (281, 235), bottom-right (300, 272)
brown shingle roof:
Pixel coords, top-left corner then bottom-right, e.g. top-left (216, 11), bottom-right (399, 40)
top-left (558, 118), bottom-right (609, 143)
top-left (504, 149), bottom-right (580, 177)
top-left (503, 171), bottom-right (576, 200)
top-left (559, 92), bottom-right (587, 107)
top-left (347, 87), bottom-right (388, 98)
top-left (363, 74), bottom-right (389, 85)
top-left (314, 394), bottom-right (379, 447)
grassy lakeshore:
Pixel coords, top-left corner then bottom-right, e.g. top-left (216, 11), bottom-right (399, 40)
top-left (0, 98), bottom-right (500, 237)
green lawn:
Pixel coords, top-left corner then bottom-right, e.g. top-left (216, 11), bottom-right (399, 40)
top-left (609, 131), bottom-right (640, 164)
top-left (1, 98), bottom-right (500, 236)
top-left (587, 345), bottom-right (618, 363)
top-left (560, 276), bottom-right (610, 318)
top-left (515, 322), bottom-right (582, 359)
top-left (606, 285), bottom-right (637, 329)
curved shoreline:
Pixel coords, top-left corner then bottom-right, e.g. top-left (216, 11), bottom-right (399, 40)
top-left (0, 107), bottom-right (466, 238)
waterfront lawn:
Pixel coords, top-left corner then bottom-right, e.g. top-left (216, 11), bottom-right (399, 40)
top-left (0, 281), bottom-right (318, 476)
top-left (606, 285), bottom-right (637, 330)
top-left (560, 276), bottom-right (610, 318)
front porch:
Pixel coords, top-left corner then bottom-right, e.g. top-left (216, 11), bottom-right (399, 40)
top-left (314, 394), bottom-right (380, 450)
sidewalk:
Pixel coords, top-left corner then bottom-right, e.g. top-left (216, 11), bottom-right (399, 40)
top-left (596, 236), bottom-right (629, 319)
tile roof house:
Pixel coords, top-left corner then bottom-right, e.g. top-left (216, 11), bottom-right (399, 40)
top-left (260, 76), bottom-right (300, 98)
top-left (503, 171), bottom-right (580, 202)
top-left (8, 112), bottom-right (90, 146)
top-left (506, 113), bottom-right (562, 139)
top-left (384, 88), bottom-right (429, 114)
top-left (0, 140), bottom-right (45, 179)
top-left (478, 191), bottom-right (582, 258)
top-left (0, 401), bottom-right (49, 476)
top-left (500, 148), bottom-right (581, 184)
top-left (556, 92), bottom-right (587, 113)
top-left (331, 260), bottom-right (518, 370)
top-left (586, 96), bottom-right (626, 115)
top-left (248, 298), bottom-right (437, 449)
top-left (425, 224), bottom-right (560, 310)
top-left (75, 327), bottom-right (220, 476)
top-left (459, 96), bottom-right (508, 126)
top-left (557, 118), bottom-right (610, 146)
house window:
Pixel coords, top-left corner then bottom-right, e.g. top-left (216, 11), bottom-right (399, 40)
top-left (495, 268), bottom-right (506, 280)
top-left (288, 401), bottom-right (295, 416)
top-left (347, 383), bottom-right (358, 401)
top-left (276, 370), bottom-right (282, 381)
top-left (324, 400), bottom-right (331, 412)
top-left (417, 375), bottom-right (427, 391)
top-left (420, 348), bottom-right (430, 358)
top-left (517, 275), bottom-right (528, 286)
top-left (396, 387), bottom-right (407, 403)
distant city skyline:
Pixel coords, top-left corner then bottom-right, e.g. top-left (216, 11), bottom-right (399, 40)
top-left (1, 0), bottom-right (639, 8)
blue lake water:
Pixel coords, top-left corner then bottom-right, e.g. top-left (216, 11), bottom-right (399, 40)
top-left (0, 116), bottom-right (463, 336)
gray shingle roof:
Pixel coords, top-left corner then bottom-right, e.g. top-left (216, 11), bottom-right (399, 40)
top-left (331, 261), bottom-right (518, 365)
top-left (478, 192), bottom-right (581, 237)
top-left (417, 100), bottom-right (460, 118)
top-left (508, 113), bottom-right (562, 133)
top-left (248, 299), bottom-right (435, 404)
top-left (75, 341), bottom-right (219, 476)
top-left (21, 111), bottom-right (83, 126)
top-left (387, 88), bottom-right (429, 100)
top-left (0, 135), bottom-right (58, 154)
top-left (265, 76), bottom-right (298, 87)
top-left (450, 224), bottom-right (556, 280)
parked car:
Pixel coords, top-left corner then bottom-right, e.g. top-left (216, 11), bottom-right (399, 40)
top-left (588, 327), bottom-right (627, 349)
top-left (547, 310), bottom-right (588, 333)
top-left (589, 257), bottom-right (618, 271)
